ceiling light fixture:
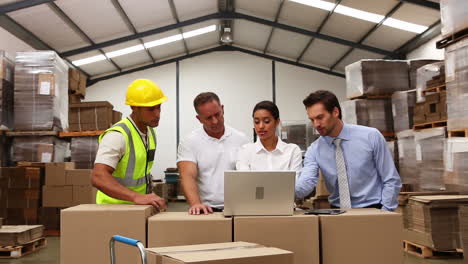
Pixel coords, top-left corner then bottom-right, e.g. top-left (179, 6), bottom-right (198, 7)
top-left (72, 25), bottom-right (218, 66)
top-left (289, 0), bottom-right (428, 33)
top-left (220, 27), bottom-right (233, 44)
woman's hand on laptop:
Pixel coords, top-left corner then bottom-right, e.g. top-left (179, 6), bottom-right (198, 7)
top-left (189, 203), bottom-right (213, 215)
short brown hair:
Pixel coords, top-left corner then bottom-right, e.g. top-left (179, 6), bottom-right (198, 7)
top-left (303, 90), bottom-right (342, 119)
top-left (193, 92), bottom-right (221, 113)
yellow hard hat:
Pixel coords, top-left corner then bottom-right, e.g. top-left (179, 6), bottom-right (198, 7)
top-left (125, 79), bottom-right (168, 107)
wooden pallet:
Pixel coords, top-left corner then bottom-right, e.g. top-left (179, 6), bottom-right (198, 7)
top-left (59, 130), bottom-right (105, 137)
top-left (413, 120), bottom-right (447, 130)
top-left (403, 240), bottom-right (463, 259)
top-left (6, 131), bottom-right (58, 137)
top-left (349, 94), bottom-right (393, 100)
top-left (422, 84), bottom-right (446, 96)
top-left (449, 128), bottom-right (468, 138)
top-left (16, 161), bottom-right (46, 168)
top-left (0, 237), bottom-right (47, 259)
top-left (437, 27), bottom-right (468, 49)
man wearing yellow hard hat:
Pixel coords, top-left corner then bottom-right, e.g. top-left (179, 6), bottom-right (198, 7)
top-left (91, 79), bottom-right (168, 209)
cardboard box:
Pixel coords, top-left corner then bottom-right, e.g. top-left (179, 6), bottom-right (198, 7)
top-left (0, 217), bottom-right (2, 228)
top-left (5, 188), bottom-right (40, 208)
top-left (69, 101), bottom-right (113, 132)
top-left (112, 110), bottom-right (122, 124)
top-left (0, 225), bottom-right (44, 246)
top-left (145, 242), bottom-right (293, 264)
top-left (72, 185), bottom-right (96, 205)
top-left (61, 204), bottom-right (154, 264)
top-left (45, 162), bottom-right (75, 186)
top-left (66, 169), bottom-right (92, 186)
top-left (42, 186), bottom-right (73, 207)
top-left (0, 208), bottom-right (39, 225)
top-left (40, 207), bottom-right (62, 230)
top-left (37, 73), bottom-right (55, 96)
top-left (320, 209), bottom-right (403, 264)
top-left (234, 212), bottom-right (319, 264)
top-left (0, 167), bottom-right (41, 188)
top-left (148, 212), bottom-right (232, 247)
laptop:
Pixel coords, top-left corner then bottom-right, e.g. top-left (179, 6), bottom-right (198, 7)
top-left (223, 171), bottom-right (296, 216)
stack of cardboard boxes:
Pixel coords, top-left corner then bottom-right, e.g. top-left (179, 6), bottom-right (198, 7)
top-left (404, 195), bottom-right (468, 251)
top-left (68, 68), bottom-right (86, 103)
top-left (0, 225), bottom-right (44, 247)
top-left (70, 137), bottom-right (98, 169)
top-left (444, 138), bottom-right (468, 193)
top-left (459, 205), bottom-right (468, 263)
top-left (61, 206), bottom-right (402, 264)
top-left (69, 101), bottom-right (115, 132)
top-left (42, 162), bottom-right (96, 208)
top-left (0, 167), bottom-right (42, 225)
top-left (11, 51), bottom-right (69, 164)
top-left (0, 51), bottom-right (14, 130)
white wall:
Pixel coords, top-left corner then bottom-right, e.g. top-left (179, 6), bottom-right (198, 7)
top-left (0, 27), bottom-right (34, 55)
top-left (276, 62), bottom-right (346, 123)
top-left (86, 51), bottom-right (346, 179)
top-left (407, 34), bottom-right (445, 60)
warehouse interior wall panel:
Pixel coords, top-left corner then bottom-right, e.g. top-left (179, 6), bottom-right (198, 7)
top-left (8, 4), bottom-right (88, 52)
top-left (118, 0), bottom-right (176, 32)
top-left (179, 51), bottom-right (272, 143)
top-left (85, 63), bottom-right (177, 180)
top-left (275, 61), bottom-right (346, 122)
top-left (236, 0), bottom-right (281, 21)
top-left (266, 28), bottom-right (311, 59)
top-left (55, 0), bottom-right (132, 44)
top-left (0, 27), bottom-right (34, 54)
top-left (232, 20), bottom-right (271, 52)
top-left (278, 0), bottom-right (329, 31)
top-left (300, 39), bottom-right (350, 70)
top-left (173, 0), bottom-right (217, 21)
top-left (406, 34), bottom-right (444, 60)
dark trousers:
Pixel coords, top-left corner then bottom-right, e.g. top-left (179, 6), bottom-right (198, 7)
top-left (211, 207), bottom-right (224, 212)
top-left (331, 203), bottom-right (382, 209)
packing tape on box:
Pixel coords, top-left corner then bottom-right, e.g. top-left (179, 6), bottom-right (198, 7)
top-left (157, 245), bottom-right (261, 255)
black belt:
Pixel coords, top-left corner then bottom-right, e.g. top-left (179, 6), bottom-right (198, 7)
top-left (331, 203), bottom-right (382, 209)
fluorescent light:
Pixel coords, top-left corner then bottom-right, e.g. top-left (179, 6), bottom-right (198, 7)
top-left (144, 34), bottom-right (183, 49)
top-left (289, 0), bottom-right (428, 33)
top-left (334, 5), bottom-right (383, 24)
top-left (72, 55), bottom-right (107, 66)
top-left (289, 0), bottom-right (334, 11)
top-left (383, 18), bottom-right (427, 34)
top-left (71, 24), bottom-right (218, 66)
top-left (183, 25), bottom-right (217, 39)
top-left (106, 44), bottom-right (145, 58)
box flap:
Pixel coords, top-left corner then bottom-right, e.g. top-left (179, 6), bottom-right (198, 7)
top-left (149, 212), bottom-right (229, 221)
top-left (163, 247), bottom-right (291, 263)
top-left (410, 195), bottom-right (468, 203)
top-left (146, 242), bottom-right (258, 255)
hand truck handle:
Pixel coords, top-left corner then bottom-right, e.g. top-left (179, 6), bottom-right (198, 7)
top-left (110, 235), bottom-right (146, 264)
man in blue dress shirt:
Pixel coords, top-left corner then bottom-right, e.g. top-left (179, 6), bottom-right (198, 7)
top-left (295, 90), bottom-right (401, 211)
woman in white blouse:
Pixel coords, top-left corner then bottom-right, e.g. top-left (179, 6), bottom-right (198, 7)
top-left (236, 101), bottom-right (303, 174)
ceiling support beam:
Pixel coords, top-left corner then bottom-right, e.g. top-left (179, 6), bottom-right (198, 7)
top-left (329, 1), bottom-right (404, 71)
top-left (111, 0), bottom-right (155, 63)
top-left (48, 2), bottom-right (122, 71)
top-left (88, 45), bottom-right (344, 86)
top-left (296, 0), bottom-right (341, 63)
top-left (61, 12), bottom-right (398, 59)
top-left (263, 0), bottom-right (285, 54)
top-left (168, 0), bottom-right (190, 55)
top-left (0, 0), bottom-right (56, 15)
top-left (399, 0), bottom-right (439, 10)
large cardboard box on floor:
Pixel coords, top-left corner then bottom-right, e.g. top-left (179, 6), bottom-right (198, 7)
top-left (148, 212), bottom-right (232, 247)
top-left (320, 209), bottom-right (403, 264)
top-left (234, 212), bottom-right (319, 264)
top-left (146, 242), bottom-right (293, 264)
top-left (61, 204), bottom-right (154, 264)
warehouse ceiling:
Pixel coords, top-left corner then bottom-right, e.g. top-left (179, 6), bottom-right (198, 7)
top-left (0, 0), bottom-right (441, 84)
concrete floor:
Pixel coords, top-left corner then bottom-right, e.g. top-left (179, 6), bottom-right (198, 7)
top-left (0, 202), bottom-right (463, 264)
